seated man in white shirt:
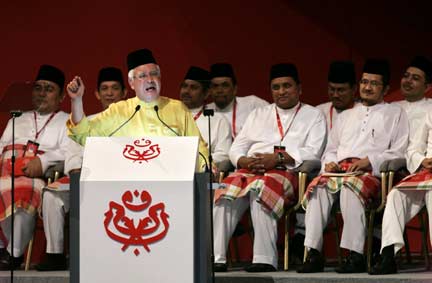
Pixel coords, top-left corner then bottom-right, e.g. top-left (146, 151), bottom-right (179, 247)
top-left (370, 56), bottom-right (432, 275)
top-left (206, 63), bottom-right (268, 139)
top-left (297, 59), bottom-right (409, 273)
top-left (36, 66), bottom-right (128, 271)
top-left (0, 65), bottom-right (79, 270)
top-left (179, 66), bottom-right (232, 172)
top-left (213, 63), bottom-right (327, 272)
top-left (392, 56), bottom-right (432, 134)
top-left (292, 60), bottom-right (358, 263)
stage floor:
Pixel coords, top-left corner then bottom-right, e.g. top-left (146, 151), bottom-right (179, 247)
top-left (1, 268), bottom-right (431, 283)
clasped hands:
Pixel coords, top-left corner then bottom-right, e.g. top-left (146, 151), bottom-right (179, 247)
top-left (324, 157), bottom-right (371, 173)
top-left (238, 153), bottom-right (278, 175)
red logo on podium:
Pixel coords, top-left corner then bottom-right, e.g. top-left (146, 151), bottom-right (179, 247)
top-left (103, 190), bottom-right (170, 256)
top-left (123, 138), bottom-right (161, 163)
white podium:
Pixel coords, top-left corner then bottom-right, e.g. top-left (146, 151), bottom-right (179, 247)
top-left (72, 136), bottom-right (211, 283)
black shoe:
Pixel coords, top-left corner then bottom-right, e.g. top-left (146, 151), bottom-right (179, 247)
top-left (0, 253), bottom-right (23, 270)
top-left (369, 254), bottom-right (397, 275)
top-left (296, 249), bottom-right (324, 273)
top-left (335, 251), bottom-right (366, 273)
top-left (244, 263), bottom-right (276, 272)
top-left (36, 253), bottom-right (67, 271)
top-left (213, 262), bottom-right (227, 272)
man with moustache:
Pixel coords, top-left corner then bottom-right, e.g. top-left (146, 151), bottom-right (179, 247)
top-left (213, 63), bottom-right (326, 272)
top-left (179, 66), bottom-right (232, 171)
top-left (392, 56), bottom-right (432, 133)
top-left (35, 66), bottom-right (128, 271)
top-left (66, 48), bottom-right (208, 170)
top-left (291, 60), bottom-right (358, 263)
top-left (297, 59), bottom-right (409, 273)
top-left (370, 56), bottom-right (432, 275)
top-left (0, 65), bottom-right (81, 270)
top-left (317, 61), bottom-right (358, 132)
top-left (206, 63), bottom-right (268, 140)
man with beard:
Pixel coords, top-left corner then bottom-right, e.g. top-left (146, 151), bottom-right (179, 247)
top-left (370, 56), bottom-right (432, 275)
top-left (297, 59), bottom-right (409, 274)
top-left (213, 63), bottom-right (326, 272)
top-left (206, 63), bottom-right (268, 140)
top-left (179, 66), bottom-right (232, 171)
top-left (66, 48), bottom-right (208, 170)
top-left (0, 65), bottom-right (81, 270)
top-left (291, 60), bottom-right (358, 264)
top-left (317, 61), bottom-right (358, 132)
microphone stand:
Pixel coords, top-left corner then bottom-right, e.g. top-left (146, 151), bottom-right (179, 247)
top-left (203, 108), bottom-right (215, 283)
top-left (10, 110), bottom-right (22, 282)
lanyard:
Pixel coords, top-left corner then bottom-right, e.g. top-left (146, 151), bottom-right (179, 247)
top-left (231, 99), bottom-right (237, 139)
top-left (193, 109), bottom-right (203, 121)
top-left (34, 111), bottom-right (58, 140)
top-left (275, 103), bottom-right (301, 144)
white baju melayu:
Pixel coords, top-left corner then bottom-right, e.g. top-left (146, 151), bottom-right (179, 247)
top-left (189, 107), bottom-right (232, 171)
top-left (214, 102), bottom-right (327, 268)
top-left (0, 111), bottom-right (80, 257)
top-left (316, 101), bottom-right (360, 133)
top-left (304, 103), bottom-right (409, 254)
top-left (207, 95), bottom-right (268, 139)
top-left (381, 106), bottom-right (432, 254)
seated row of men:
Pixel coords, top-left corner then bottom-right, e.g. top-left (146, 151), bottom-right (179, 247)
top-left (0, 48), bottom-right (430, 275)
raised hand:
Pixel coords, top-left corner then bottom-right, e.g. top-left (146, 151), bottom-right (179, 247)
top-left (67, 76), bottom-right (85, 100)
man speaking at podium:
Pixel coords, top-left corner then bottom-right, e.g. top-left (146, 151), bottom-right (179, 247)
top-left (66, 48), bottom-right (209, 170)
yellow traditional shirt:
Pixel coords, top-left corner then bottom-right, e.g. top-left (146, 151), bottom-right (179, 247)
top-left (67, 96), bottom-right (209, 170)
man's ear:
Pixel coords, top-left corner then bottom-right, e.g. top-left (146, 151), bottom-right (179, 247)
top-left (95, 90), bottom-right (101, 100)
top-left (122, 88), bottom-right (128, 98)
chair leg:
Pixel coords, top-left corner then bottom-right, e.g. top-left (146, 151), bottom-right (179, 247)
top-left (403, 229), bottom-right (412, 264)
top-left (419, 212), bottom-right (430, 270)
top-left (366, 209), bottom-right (376, 273)
top-left (25, 236), bottom-right (34, 271)
top-left (284, 211), bottom-right (290, 271)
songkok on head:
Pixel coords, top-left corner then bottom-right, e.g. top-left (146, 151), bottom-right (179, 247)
top-left (362, 58), bottom-right (390, 85)
top-left (184, 66), bottom-right (210, 82)
top-left (270, 63), bottom-right (299, 83)
top-left (328, 61), bottom-right (356, 85)
top-left (127, 48), bottom-right (157, 71)
top-left (409, 56), bottom-right (432, 82)
top-left (97, 67), bottom-right (125, 89)
top-left (35, 64), bottom-right (65, 90)
top-left (209, 63), bottom-right (236, 82)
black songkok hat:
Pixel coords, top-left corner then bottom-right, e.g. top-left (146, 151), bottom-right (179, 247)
top-left (362, 58), bottom-right (390, 86)
top-left (184, 66), bottom-right (210, 82)
top-left (209, 63), bottom-right (237, 84)
top-left (270, 63), bottom-right (300, 83)
top-left (409, 56), bottom-right (432, 82)
top-left (328, 61), bottom-right (356, 85)
top-left (97, 67), bottom-right (125, 89)
top-left (35, 64), bottom-right (65, 90)
top-left (127, 48), bottom-right (157, 71)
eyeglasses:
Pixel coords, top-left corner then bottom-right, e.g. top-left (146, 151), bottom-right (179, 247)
top-left (133, 70), bottom-right (160, 81)
top-left (210, 82), bottom-right (232, 89)
top-left (359, 79), bottom-right (383, 87)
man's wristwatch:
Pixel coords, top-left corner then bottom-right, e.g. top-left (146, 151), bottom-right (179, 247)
top-left (277, 152), bottom-right (285, 165)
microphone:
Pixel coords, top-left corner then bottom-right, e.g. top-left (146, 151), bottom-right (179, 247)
top-left (108, 105), bottom-right (141, 137)
top-left (154, 105), bottom-right (209, 172)
top-left (203, 108), bottom-right (214, 117)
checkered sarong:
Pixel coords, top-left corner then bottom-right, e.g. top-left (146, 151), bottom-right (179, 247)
top-left (302, 159), bottom-right (380, 209)
top-left (214, 169), bottom-right (298, 219)
top-left (394, 169), bottom-right (432, 190)
top-left (0, 145), bottom-right (45, 221)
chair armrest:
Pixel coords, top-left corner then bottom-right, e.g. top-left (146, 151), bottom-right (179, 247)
top-left (387, 158), bottom-right (407, 172)
top-left (295, 159), bottom-right (321, 174)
